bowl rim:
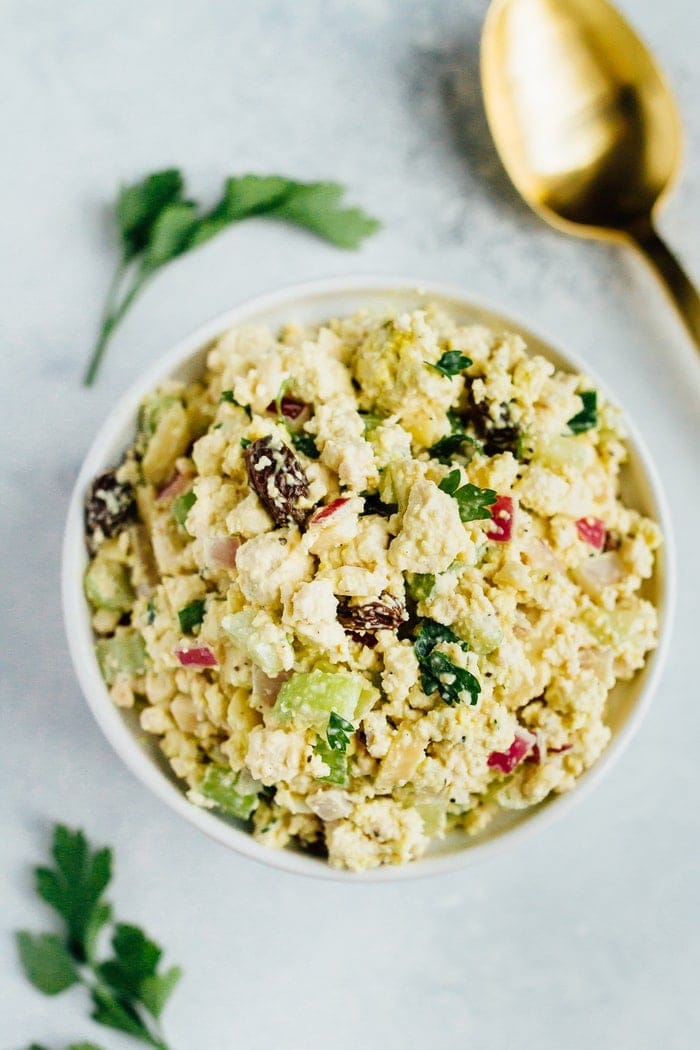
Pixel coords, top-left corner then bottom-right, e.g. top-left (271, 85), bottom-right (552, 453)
top-left (62, 274), bottom-right (676, 882)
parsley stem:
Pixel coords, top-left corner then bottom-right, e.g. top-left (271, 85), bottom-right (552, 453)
top-left (83, 266), bottom-right (152, 386)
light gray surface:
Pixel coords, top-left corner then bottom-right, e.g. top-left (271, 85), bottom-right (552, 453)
top-left (1, 1), bottom-right (698, 1047)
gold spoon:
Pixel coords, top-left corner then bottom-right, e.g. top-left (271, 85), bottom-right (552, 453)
top-left (481, 0), bottom-right (700, 350)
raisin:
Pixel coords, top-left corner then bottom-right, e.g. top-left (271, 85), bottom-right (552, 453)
top-left (85, 470), bottom-right (136, 553)
top-left (465, 396), bottom-right (521, 457)
top-left (337, 592), bottom-right (407, 645)
top-left (244, 436), bottom-right (310, 527)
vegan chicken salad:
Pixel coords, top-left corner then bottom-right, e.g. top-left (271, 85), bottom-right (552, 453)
top-left (82, 304), bottom-right (661, 871)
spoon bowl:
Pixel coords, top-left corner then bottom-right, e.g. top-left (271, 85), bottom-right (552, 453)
top-left (481, 0), bottom-right (700, 348)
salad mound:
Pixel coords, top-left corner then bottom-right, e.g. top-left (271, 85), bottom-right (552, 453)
top-left (83, 305), bottom-right (661, 870)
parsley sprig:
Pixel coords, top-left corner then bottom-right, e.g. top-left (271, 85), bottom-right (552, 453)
top-left (438, 470), bottom-right (497, 522)
top-left (16, 825), bottom-right (181, 1050)
top-left (84, 170), bottom-right (380, 385)
top-left (414, 619), bottom-right (481, 706)
top-left (567, 390), bottom-right (598, 433)
top-left (426, 350), bottom-right (472, 377)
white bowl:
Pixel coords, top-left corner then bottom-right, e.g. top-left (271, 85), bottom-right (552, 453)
top-left (62, 276), bottom-right (675, 881)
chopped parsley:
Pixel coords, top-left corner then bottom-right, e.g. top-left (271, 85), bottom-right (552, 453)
top-left (438, 470), bottom-right (497, 522)
top-left (567, 391), bottom-right (598, 433)
top-left (220, 389), bottom-right (251, 416)
top-left (290, 431), bottom-right (320, 459)
top-left (326, 711), bottom-right (354, 751)
top-left (145, 598), bottom-right (156, 625)
top-left (426, 350), bottom-right (473, 377)
top-left (177, 599), bottom-right (206, 634)
top-left (313, 711), bottom-right (354, 786)
top-left (429, 412), bottom-right (483, 465)
top-left (414, 619), bottom-right (480, 706)
top-left (240, 437), bottom-right (252, 449)
top-left (360, 491), bottom-right (398, 517)
top-left (171, 490), bottom-right (196, 527)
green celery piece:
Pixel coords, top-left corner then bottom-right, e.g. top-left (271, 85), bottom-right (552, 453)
top-left (139, 394), bottom-right (179, 438)
top-left (199, 765), bottom-right (261, 820)
top-left (171, 490), bottom-right (196, 528)
top-left (273, 670), bottom-right (366, 730)
top-left (84, 557), bottom-right (134, 612)
top-left (405, 572), bottom-right (436, 602)
top-left (95, 631), bottom-right (147, 685)
top-left (415, 802), bottom-right (447, 836)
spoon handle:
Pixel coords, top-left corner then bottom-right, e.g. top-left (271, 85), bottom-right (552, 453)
top-left (631, 224), bottom-right (700, 352)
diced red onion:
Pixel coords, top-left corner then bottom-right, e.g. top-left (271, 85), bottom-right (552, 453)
top-left (175, 645), bottom-right (217, 667)
top-left (203, 535), bottom-right (240, 570)
top-left (487, 495), bottom-right (515, 542)
top-left (157, 472), bottom-right (191, 502)
top-left (487, 729), bottom-right (536, 773)
top-left (309, 497), bottom-right (351, 525)
top-left (527, 741), bottom-right (572, 764)
top-left (576, 516), bottom-right (606, 550)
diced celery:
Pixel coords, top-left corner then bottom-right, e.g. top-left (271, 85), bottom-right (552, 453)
top-left (416, 802), bottom-right (447, 837)
top-left (533, 434), bottom-right (590, 471)
top-left (582, 605), bottom-right (642, 647)
top-left (355, 679), bottom-right (380, 719)
top-left (222, 610), bottom-right (293, 678)
top-left (95, 630), bottom-right (147, 685)
top-left (172, 491), bottom-right (196, 529)
top-left (199, 765), bottom-right (261, 820)
top-left (405, 573), bottom-right (436, 602)
top-left (139, 394), bottom-right (180, 437)
top-left (459, 614), bottom-right (503, 655)
top-left (313, 740), bottom-right (349, 787)
top-left (84, 556), bottom-right (134, 612)
top-left (273, 670), bottom-right (367, 730)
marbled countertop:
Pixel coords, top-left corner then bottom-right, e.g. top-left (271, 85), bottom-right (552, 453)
top-left (2, 1), bottom-right (699, 1047)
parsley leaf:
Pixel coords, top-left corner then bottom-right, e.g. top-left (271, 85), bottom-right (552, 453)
top-left (427, 350), bottom-right (472, 377)
top-left (413, 619), bottom-right (480, 706)
top-left (177, 599), bottom-right (205, 635)
top-left (268, 180), bottom-right (381, 248)
top-left (568, 390), bottom-right (598, 433)
top-left (438, 470), bottom-right (497, 522)
top-left (116, 169), bottom-right (184, 260)
top-left (326, 711), bottom-right (354, 752)
top-left (429, 412), bottom-right (483, 465)
top-left (97, 924), bottom-right (181, 1021)
top-left (15, 932), bottom-right (81, 995)
top-left (34, 825), bottom-right (112, 962)
top-left (84, 171), bottom-right (380, 384)
top-left (290, 431), bottom-right (320, 459)
top-left (420, 650), bottom-right (481, 706)
top-left (90, 986), bottom-right (164, 1048)
top-left (313, 710), bottom-right (355, 786)
top-left (17, 824), bottom-right (181, 1049)
top-left (220, 390), bottom-right (251, 416)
